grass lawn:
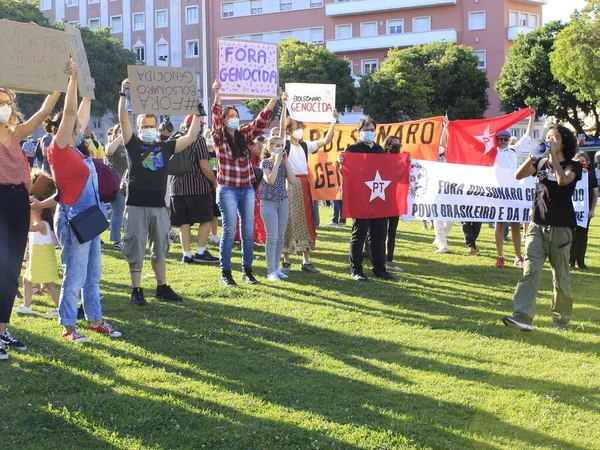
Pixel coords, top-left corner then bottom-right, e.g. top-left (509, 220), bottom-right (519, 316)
top-left (3, 207), bottom-right (600, 449)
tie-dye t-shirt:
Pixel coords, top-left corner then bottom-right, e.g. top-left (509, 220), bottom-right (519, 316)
top-left (125, 134), bottom-right (176, 207)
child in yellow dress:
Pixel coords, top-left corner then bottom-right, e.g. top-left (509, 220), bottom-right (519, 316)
top-left (13, 206), bottom-right (60, 315)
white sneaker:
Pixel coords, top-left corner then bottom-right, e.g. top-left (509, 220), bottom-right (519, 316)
top-left (385, 264), bottom-right (404, 273)
top-left (276, 270), bottom-right (288, 279)
top-left (436, 247), bottom-right (449, 254)
top-left (266, 272), bottom-right (282, 282)
top-left (325, 222), bottom-right (339, 227)
top-left (46, 309), bottom-right (58, 316)
top-left (13, 305), bottom-right (33, 314)
top-left (210, 235), bottom-right (220, 244)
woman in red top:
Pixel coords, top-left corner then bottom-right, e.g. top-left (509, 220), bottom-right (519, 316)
top-left (0, 86), bottom-right (60, 360)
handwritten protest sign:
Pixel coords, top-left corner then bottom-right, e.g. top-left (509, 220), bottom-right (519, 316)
top-left (127, 65), bottom-right (198, 115)
top-left (63, 23), bottom-right (95, 99)
top-left (285, 83), bottom-right (336, 123)
top-left (0, 19), bottom-right (72, 94)
top-left (218, 38), bottom-right (278, 99)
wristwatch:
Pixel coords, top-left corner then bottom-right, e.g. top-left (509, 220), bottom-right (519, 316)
top-left (118, 91), bottom-right (127, 97)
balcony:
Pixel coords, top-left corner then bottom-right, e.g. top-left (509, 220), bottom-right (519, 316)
top-left (326, 0), bottom-right (457, 17)
top-left (326, 29), bottom-right (457, 53)
top-left (507, 25), bottom-right (537, 40)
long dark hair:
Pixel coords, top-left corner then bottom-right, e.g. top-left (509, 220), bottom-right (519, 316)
top-left (221, 106), bottom-right (248, 160)
top-left (47, 111), bottom-right (90, 155)
top-left (547, 125), bottom-right (577, 160)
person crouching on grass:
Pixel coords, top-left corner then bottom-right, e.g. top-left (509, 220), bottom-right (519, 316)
top-left (503, 125), bottom-right (582, 332)
top-left (118, 78), bottom-right (203, 306)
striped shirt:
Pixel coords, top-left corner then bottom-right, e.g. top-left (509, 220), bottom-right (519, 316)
top-left (211, 103), bottom-right (272, 188)
top-left (169, 133), bottom-right (212, 196)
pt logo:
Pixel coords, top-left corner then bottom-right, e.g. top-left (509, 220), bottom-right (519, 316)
top-left (364, 170), bottom-right (391, 202)
top-left (474, 124), bottom-right (496, 155)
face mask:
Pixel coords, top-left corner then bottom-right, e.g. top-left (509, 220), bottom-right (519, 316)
top-left (206, 138), bottom-right (214, 147)
top-left (361, 131), bottom-right (375, 143)
top-left (292, 129), bottom-right (304, 140)
top-left (0, 104), bottom-right (11, 123)
top-left (140, 128), bottom-right (157, 143)
top-left (227, 118), bottom-right (240, 131)
top-left (75, 131), bottom-right (84, 147)
top-left (159, 134), bottom-right (169, 141)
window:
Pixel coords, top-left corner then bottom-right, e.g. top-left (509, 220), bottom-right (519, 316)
top-left (388, 19), bottom-right (404, 34)
top-left (509, 10), bottom-right (519, 27)
top-left (519, 12), bottom-right (528, 26)
top-left (40, 0), bottom-right (52, 10)
top-left (335, 24), bottom-right (352, 39)
top-left (222, 3), bottom-right (234, 18)
top-left (88, 18), bottom-right (100, 30)
top-left (347, 60), bottom-right (354, 76)
top-left (110, 16), bottom-right (122, 33)
top-left (280, 0), bottom-right (292, 11)
top-left (310, 1), bottom-right (323, 6)
top-left (88, 0), bottom-right (99, 3)
top-left (361, 22), bottom-right (377, 37)
top-left (186, 6), bottom-right (199, 24)
top-left (280, 31), bottom-right (293, 40)
top-left (251, 0), bottom-right (262, 14)
top-left (66, 0), bottom-right (77, 6)
top-left (156, 10), bottom-right (168, 28)
top-left (134, 46), bottom-right (145, 62)
top-left (468, 11), bottom-right (486, 31)
top-left (310, 27), bottom-right (324, 44)
top-left (361, 59), bottom-right (378, 75)
top-left (186, 40), bottom-right (199, 58)
top-left (474, 50), bottom-right (486, 69)
top-left (412, 16), bottom-right (431, 32)
top-left (133, 13), bottom-right (144, 31)
top-left (250, 34), bottom-right (263, 41)
top-left (530, 14), bottom-right (539, 28)
top-left (156, 42), bottom-right (168, 66)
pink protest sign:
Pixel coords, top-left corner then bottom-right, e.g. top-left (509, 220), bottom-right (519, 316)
top-left (217, 38), bottom-right (279, 99)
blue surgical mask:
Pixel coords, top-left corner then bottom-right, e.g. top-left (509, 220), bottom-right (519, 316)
top-left (140, 128), bottom-right (157, 143)
top-left (227, 118), bottom-right (240, 131)
top-left (75, 131), bottom-right (84, 146)
top-left (361, 131), bottom-right (375, 143)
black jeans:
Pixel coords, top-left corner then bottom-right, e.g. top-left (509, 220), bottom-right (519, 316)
top-left (461, 222), bottom-right (481, 249)
top-left (570, 219), bottom-right (591, 266)
top-left (350, 218), bottom-right (387, 275)
top-left (0, 184), bottom-right (30, 323)
top-left (386, 216), bottom-right (400, 262)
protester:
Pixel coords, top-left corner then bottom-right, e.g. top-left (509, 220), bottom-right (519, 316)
top-left (259, 136), bottom-right (297, 281)
top-left (504, 125), bottom-right (582, 331)
top-left (22, 136), bottom-right (37, 168)
top-left (158, 117), bottom-right (174, 141)
top-left (204, 128), bottom-right (220, 244)
top-left (118, 78), bottom-right (202, 305)
top-left (105, 124), bottom-right (128, 249)
top-left (381, 135), bottom-right (404, 272)
top-left (460, 222), bottom-right (481, 254)
top-left (280, 92), bottom-right (339, 275)
top-left (432, 124), bottom-right (453, 253)
top-left (38, 121), bottom-right (55, 173)
top-left (170, 115), bottom-right (218, 265)
top-left (337, 116), bottom-right (393, 282)
top-left (83, 126), bottom-right (105, 160)
top-left (211, 79), bottom-right (280, 287)
top-left (326, 200), bottom-right (345, 227)
top-left (570, 151), bottom-right (598, 269)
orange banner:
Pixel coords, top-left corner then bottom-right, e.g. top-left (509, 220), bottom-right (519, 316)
top-left (307, 117), bottom-right (443, 201)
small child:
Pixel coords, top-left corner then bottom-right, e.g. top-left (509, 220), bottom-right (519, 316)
top-left (13, 204), bottom-right (60, 315)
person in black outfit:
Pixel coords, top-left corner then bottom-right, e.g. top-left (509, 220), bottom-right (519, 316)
top-left (570, 151), bottom-right (598, 269)
top-left (337, 116), bottom-right (393, 282)
top-left (461, 222), bottom-right (482, 254)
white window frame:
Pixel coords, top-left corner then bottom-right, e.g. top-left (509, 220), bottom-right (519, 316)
top-left (347, 59), bottom-right (354, 76)
top-left (186, 6), bottom-right (199, 24)
top-left (222, 2), bottom-right (234, 18)
top-left (335, 24), bottom-right (352, 40)
top-left (387, 19), bottom-right (404, 35)
top-left (310, 27), bottom-right (324, 44)
top-left (280, 0), bottom-right (292, 11)
top-left (529, 13), bottom-right (539, 28)
top-left (156, 9), bottom-right (168, 28)
top-left (361, 58), bottom-right (378, 75)
top-left (88, 0), bottom-right (99, 3)
top-left (519, 12), bottom-right (529, 27)
top-left (66, 0), bottom-right (78, 6)
top-left (280, 30), bottom-right (293, 40)
top-left (134, 45), bottom-right (145, 62)
top-left (468, 11), bottom-right (486, 31)
top-left (412, 16), bottom-right (431, 33)
top-left (474, 50), bottom-right (486, 69)
top-left (88, 17), bottom-right (100, 30)
top-left (156, 42), bottom-right (169, 65)
top-left (132, 12), bottom-right (145, 31)
top-left (109, 15), bottom-right (122, 33)
top-left (186, 39), bottom-right (199, 58)
top-left (251, 0), bottom-right (263, 15)
top-left (509, 10), bottom-right (519, 27)
top-left (310, 0), bottom-right (323, 7)
top-left (360, 21), bottom-right (378, 38)
top-left (40, 0), bottom-right (52, 10)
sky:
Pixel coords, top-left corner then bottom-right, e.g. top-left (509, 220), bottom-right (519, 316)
top-left (543, 0), bottom-right (587, 23)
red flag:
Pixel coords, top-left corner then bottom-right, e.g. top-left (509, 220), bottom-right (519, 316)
top-left (446, 108), bottom-right (533, 166)
top-left (342, 153), bottom-right (410, 219)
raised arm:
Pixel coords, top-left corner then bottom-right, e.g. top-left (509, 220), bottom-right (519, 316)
top-left (77, 97), bottom-right (92, 132)
top-left (211, 80), bottom-right (225, 145)
top-left (241, 86), bottom-right (281, 142)
top-left (279, 92), bottom-right (288, 140)
top-left (119, 79), bottom-right (133, 145)
top-left (16, 92), bottom-right (60, 140)
top-left (525, 109), bottom-right (536, 137)
top-left (54, 62), bottom-right (79, 149)
top-left (175, 115), bottom-right (201, 153)
top-left (315, 110), bottom-right (339, 149)
top-left (105, 134), bottom-right (123, 156)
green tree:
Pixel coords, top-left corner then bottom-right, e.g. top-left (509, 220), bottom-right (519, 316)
top-left (358, 41), bottom-right (489, 123)
top-left (242, 38), bottom-right (356, 119)
top-left (497, 21), bottom-right (596, 136)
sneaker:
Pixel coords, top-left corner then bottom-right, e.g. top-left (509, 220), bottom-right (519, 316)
top-left (192, 250), bottom-right (219, 263)
top-left (131, 288), bottom-right (147, 306)
top-left (46, 309), bottom-right (58, 316)
top-left (502, 315), bottom-right (533, 332)
top-left (89, 321), bottom-right (122, 338)
top-left (514, 256), bottom-right (524, 268)
top-left (436, 247), bottom-right (449, 254)
top-left (112, 241), bottom-right (123, 250)
top-left (467, 247), bottom-right (478, 255)
top-left (168, 229), bottom-right (180, 244)
top-left (210, 235), bottom-right (220, 244)
top-left (242, 267), bottom-right (259, 285)
top-left (281, 262), bottom-right (291, 273)
top-left (351, 272), bottom-right (368, 282)
top-left (0, 348), bottom-right (8, 360)
top-left (385, 264), bottom-right (404, 273)
top-left (373, 271), bottom-right (394, 280)
top-left (554, 321), bottom-right (568, 330)
top-left (62, 328), bottom-right (88, 344)
top-left (495, 256), bottom-right (505, 268)
top-left (0, 330), bottom-right (27, 351)
top-left (301, 263), bottom-right (320, 274)
top-left (266, 272), bottom-right (282, 282)
top-left (182, 255), bottom-right (198, 264)
top-left (13, 305), bottom-right (33, 314)
top-left (276, 269), bottom-right (288, 279)
top-left (221, 270), bottom-right (237, 287)
top-left (155, 284), bottom-right (183, 302)
top-left (325, 221), bottom-right (339, 227)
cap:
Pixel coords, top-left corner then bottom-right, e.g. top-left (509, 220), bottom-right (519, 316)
top-left (496, 129), bottom-right (511, 138)
top-left (184, 114), bottom-right (194, 125)
top-left (256, 136), bottom-right (265, 143)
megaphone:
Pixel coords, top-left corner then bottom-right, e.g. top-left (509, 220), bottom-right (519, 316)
top-left (529, 138), bottom-right (549, 158)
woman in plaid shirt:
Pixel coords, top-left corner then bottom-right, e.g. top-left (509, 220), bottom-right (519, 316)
top-left (211, 79), bottom-right (281, 287)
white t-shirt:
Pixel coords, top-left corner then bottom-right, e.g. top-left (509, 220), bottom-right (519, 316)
top-left (494, 135), bottom-right (532, 169)
top-left (288, 140), bottom-right (319, 175)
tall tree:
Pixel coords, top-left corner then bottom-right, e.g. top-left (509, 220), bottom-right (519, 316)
top-left (496, 21), bottom-right (597, 136)
top-left (242, 38), bottom-right (356, 118)
top-left (358, 41), bottom-right (489, 123)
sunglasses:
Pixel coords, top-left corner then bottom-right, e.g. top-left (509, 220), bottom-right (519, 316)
top-left (496, 137), bottom-right (509, 142)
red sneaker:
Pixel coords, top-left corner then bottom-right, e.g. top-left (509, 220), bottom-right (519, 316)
top-left (62, 328), bottom-right (88, 344)
top-left (89, 321), bottom-right (122, 338)
top-left (495, 256), bottom-right (505, 268)
top-left (514, 256), bottom-right (524, 268)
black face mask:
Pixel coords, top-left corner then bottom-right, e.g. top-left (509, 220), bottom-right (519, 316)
top-left (390, 144), bottom-right (401, 154)
top-left (159, 135), bottom-right (169, 141)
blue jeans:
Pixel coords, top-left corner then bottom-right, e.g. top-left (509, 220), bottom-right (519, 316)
top-left (333, 200), bottom-right (345, 224)
top-left (110, 180), bottom-right (125, 243)
top-left (217, 185), bottom-right (255, 271)
top-left (260, 198), bottom-right (289, 274)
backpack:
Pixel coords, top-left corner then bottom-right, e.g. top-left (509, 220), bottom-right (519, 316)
top-left (284, 140), bottom-right (309, 161)
top-left (92, 159), bottom-right (121, 202)
top-left (167, 147), bottom-right (193, 176)
top-left (34, 138), bottom-right (44, 162)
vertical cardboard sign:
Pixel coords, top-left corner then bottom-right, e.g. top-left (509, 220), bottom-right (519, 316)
top-left (63, 22), bottom-right (95, 99)
top-left (0, 19), bottom-right (72, 94)
top-left (285, 83), bottom-right (336, 123)
top-left (127, 65), bottom-right (199, 115)
top-left (217, 38), bottom-right (278, 99)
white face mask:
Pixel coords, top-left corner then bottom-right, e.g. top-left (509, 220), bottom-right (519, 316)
top-left (292, 129), bottom-right (304, 140)
top-left (140, 128), bottom-right (157, 143)
top-left (0, 104), bottom-right (12, 124)
top-left (206, 137), bottom-right (214, 147)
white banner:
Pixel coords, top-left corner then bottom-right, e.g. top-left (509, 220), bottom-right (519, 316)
top-left (285, 83), bottom-right (336, 123)
top-left (402, 160), bottom-right (589, 228)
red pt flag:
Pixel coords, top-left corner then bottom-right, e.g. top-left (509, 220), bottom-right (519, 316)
top-left (342, 153), bottom-right (410, 219)
top-left (446, 108), bottom-right (533, 166)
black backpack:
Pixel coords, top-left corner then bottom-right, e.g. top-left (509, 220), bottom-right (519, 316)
top-left (284, 140), bottom-right (309, 161)
top-left (167, 147), bottom-right (193, 176)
